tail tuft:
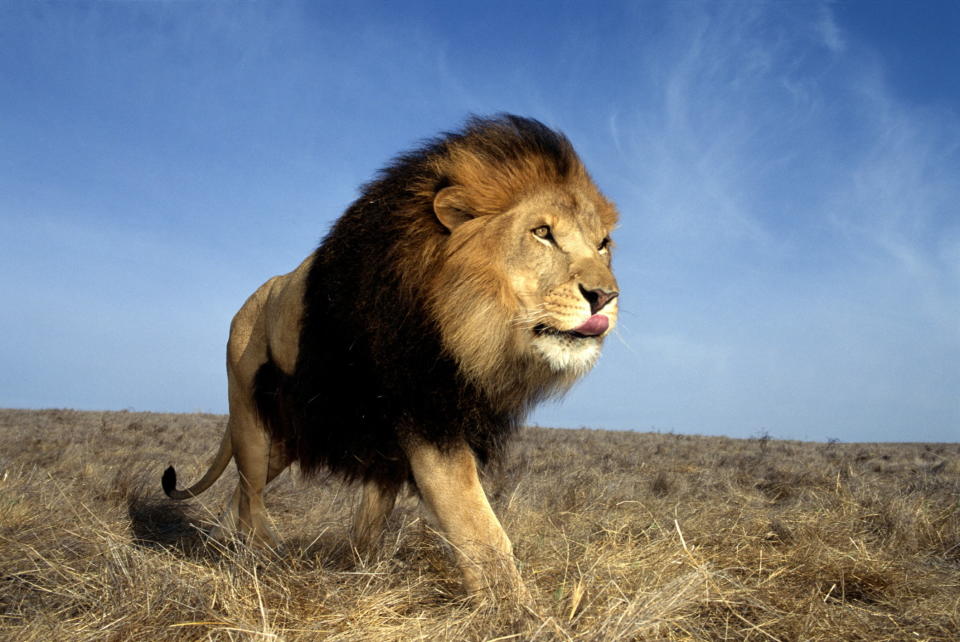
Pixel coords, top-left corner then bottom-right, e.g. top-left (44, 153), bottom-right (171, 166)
top-left (162, 466), bottom-right (178, 497)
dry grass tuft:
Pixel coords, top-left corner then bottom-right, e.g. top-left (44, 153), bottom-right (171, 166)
top-left (1, 409), bottom-right (957, 640)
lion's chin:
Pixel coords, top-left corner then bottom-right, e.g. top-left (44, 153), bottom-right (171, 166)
top-left (530, 331), bottom-right (602, 375)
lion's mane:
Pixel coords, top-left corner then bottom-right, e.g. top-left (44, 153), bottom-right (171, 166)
top-left (253, 115), bottom-right (610, 486)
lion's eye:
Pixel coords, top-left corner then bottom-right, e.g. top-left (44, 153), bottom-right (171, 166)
top-left (532, 225), bottom-right (554, 243)
top-left (598, 237), bottom-right (611, 254)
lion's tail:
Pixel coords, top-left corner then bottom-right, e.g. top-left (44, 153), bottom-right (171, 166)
top-left (162, 427), bottom-right (233, 500)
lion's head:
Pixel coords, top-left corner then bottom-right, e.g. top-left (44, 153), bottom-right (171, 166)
top-left (414, 116), bottom-right (619, 406)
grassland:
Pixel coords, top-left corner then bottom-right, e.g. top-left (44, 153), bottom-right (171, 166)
top-left (1, 408), bottom-right (957, 640)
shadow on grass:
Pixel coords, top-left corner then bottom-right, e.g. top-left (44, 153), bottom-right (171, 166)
top-left (124, 482), bottom-right (364, 573)
top-left (283, 533), bottom-right (358, 571)
top-left (126, 486), bottom-right (208, 557)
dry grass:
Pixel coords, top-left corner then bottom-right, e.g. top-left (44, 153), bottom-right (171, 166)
top-left (1, 408), bottom-right (957, 640)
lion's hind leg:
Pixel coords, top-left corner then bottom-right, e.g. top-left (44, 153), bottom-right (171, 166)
top-left (209, 408), bottom-right (290, 549)
top-left (209, 483), bottom-right (242, 541)
top-left (351, 478), bottom-right (401, 560)
top-left (212, 439), bottom-right (290, 545)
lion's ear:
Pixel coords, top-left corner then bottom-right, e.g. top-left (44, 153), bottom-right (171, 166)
top-left (434, 186), bottom-right (474, 231)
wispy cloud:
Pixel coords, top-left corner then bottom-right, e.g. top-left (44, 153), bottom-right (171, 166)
top-left (816, 3), bottom-right (847, 53)
top-left (539, 1), bottom-right (960, 440)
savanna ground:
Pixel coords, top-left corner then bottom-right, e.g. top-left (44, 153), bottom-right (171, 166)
top-left (0, 409), bottom-right (957, 641)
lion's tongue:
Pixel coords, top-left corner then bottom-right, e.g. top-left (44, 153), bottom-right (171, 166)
top-left (573, 315), bottom-right (609, 336)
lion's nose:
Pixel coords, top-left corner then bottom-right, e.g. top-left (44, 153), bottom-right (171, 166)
top-left (579, 285), bottom-right (619, 315)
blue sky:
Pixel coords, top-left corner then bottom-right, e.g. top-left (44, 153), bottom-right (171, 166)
top-left (2, 1), bottom-right (958, 443)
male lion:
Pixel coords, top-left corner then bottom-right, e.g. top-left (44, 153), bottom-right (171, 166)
top-left (162, 115), bottom-right (619, 597)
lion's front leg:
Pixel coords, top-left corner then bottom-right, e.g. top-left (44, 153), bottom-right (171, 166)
top-left (404, 439), bottom-right (527, 601)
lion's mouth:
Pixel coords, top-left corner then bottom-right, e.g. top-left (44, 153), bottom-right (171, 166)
top-left (534, 324), bottom-right (590, 340)
top-left (534, 314), bottom-right (609, 339)
top-left (533, 323), bottom-right (602, 341)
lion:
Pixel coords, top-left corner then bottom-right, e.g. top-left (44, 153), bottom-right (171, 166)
top-left (162, 114), bottom-right (619, 598)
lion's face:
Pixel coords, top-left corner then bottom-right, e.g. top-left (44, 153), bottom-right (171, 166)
top-left (497, 189), bottom-right (618, 375)
top-left (432, 184), bottom-right (618, 392)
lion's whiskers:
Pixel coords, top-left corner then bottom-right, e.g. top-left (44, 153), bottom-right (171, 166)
top-left (511, 307), bottom-right (551, 329)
